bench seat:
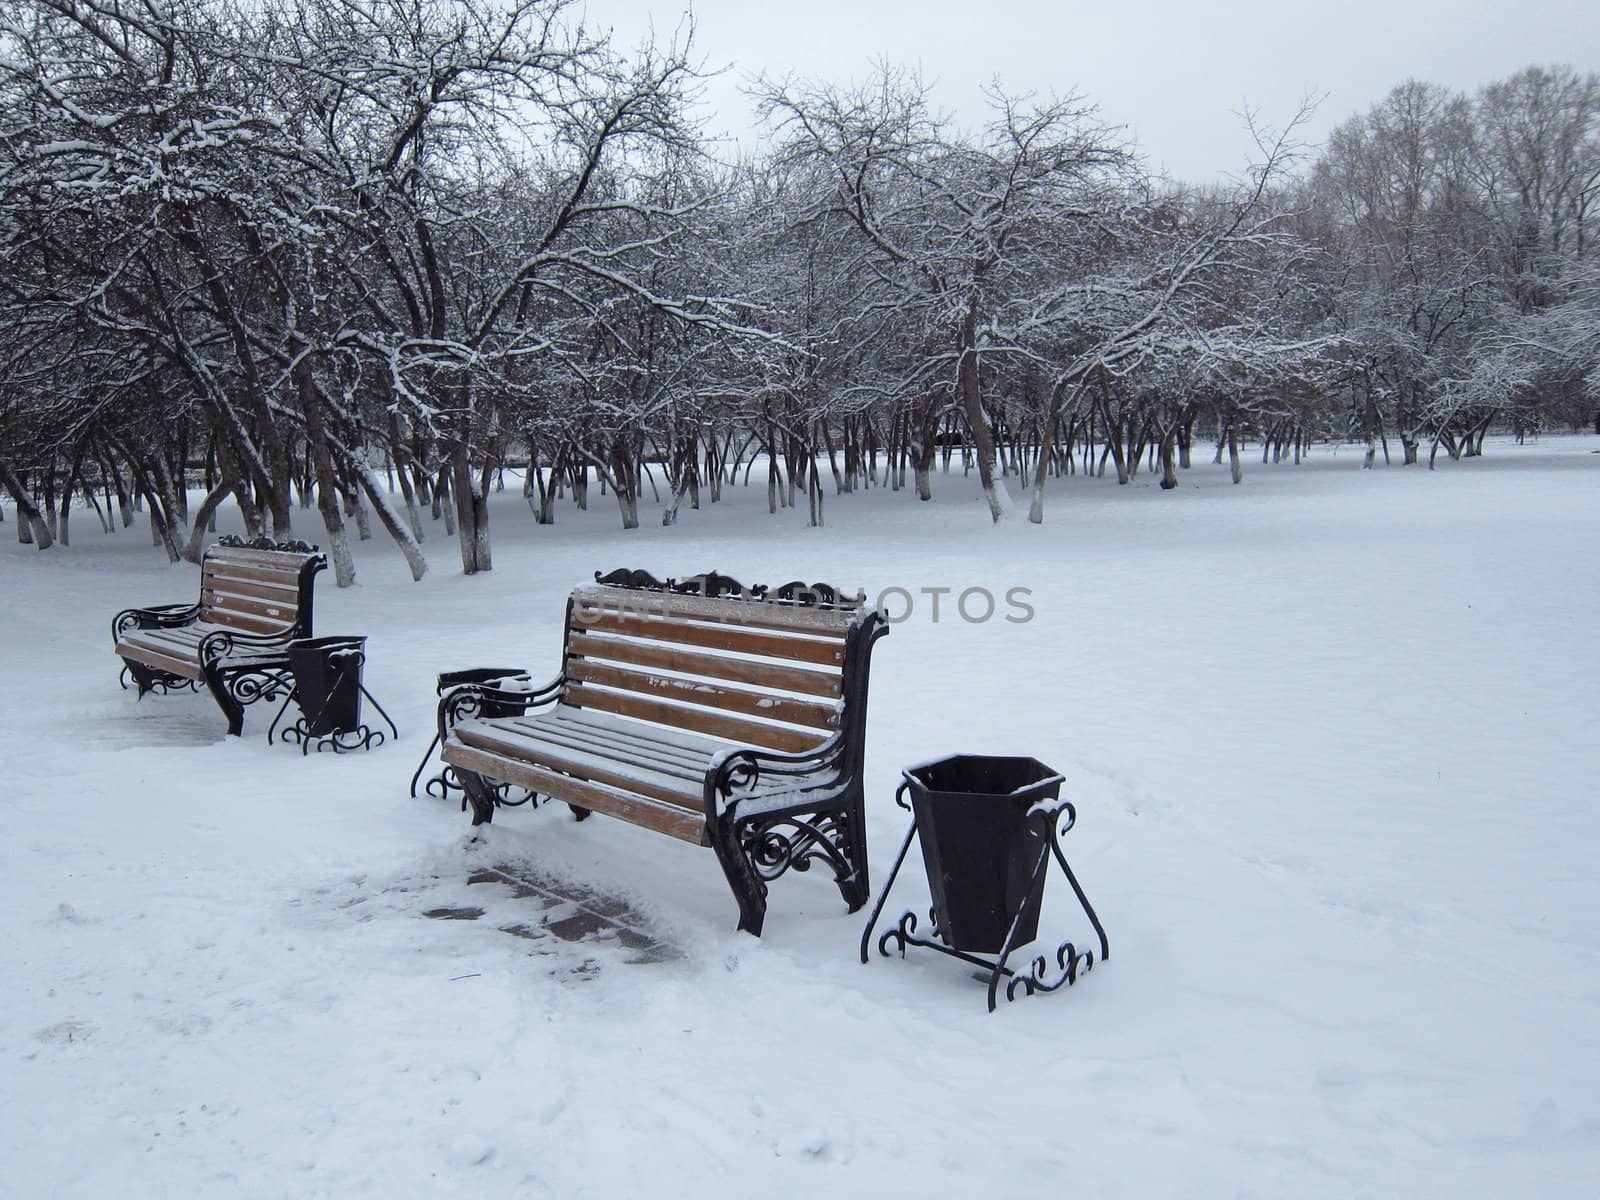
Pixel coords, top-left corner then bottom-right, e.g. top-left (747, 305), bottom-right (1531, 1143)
top-left (448, 706), bottom-right (844, 845)
top-left (113, 621), bottom-right (299, 681)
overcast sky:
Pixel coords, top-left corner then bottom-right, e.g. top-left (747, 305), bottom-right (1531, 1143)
top-left (584, 0), bottom-right (1598, 181)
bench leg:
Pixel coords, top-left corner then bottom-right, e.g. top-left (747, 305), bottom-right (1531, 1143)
top-left (457, 769), bottom-right (498, 826)
top-left (121, 658), bottom-right (157, 696)
top-left (833, 795), bottom-right (871, 914)
top-left (201, 660), bottom-right (248, 736)
top-left (120, 658), bottom-right (199, 698)
top-left (709, 815), bottom-right (768, 937)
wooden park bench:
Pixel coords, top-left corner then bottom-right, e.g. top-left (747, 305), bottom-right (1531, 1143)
top-left (435, 569), bottom-right (889, 936)
top-left (112, 535), bottom-right (327, 735)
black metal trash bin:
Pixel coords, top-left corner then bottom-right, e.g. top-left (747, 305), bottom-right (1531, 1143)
top-left (286, 636), bottom-right (367, 737)
top-left (904, 754), bottom-right (1065, 954)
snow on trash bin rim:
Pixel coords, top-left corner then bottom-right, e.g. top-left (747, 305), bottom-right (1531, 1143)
top-left (899, 754), bottom-right (1066, 798)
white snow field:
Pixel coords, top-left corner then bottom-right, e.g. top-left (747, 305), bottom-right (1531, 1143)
top-left (2, 437), bottom-right (1598, 1198)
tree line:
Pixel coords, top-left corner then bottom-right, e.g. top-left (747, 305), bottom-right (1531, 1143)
top-left (2, 0), bottom-right (1596, 578)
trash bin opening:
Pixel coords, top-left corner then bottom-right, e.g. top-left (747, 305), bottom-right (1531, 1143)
top-left (905, 754), bottom-right (1061, 798)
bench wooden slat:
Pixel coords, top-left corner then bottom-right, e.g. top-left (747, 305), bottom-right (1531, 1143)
top-left (566, 632), bottom-right (843, 698)
top-left (202, 609), bottom-right (294, 637)
top-left (505, 714), bottom-right (717, 776)
top-left (200, 590), bottom-right (298, 625)
top-left (548, 705), bottom-right (731, 753)
top-left (564, 682), bottom-right (826, 754)
top-left (115, 640), bottom-right (206, 680)
top-left (570, 608), bottom-right (846, 667)
top-left (135, 625), bottom-right (209, 650)
top-left (198, 573), bottom-right (301, 603)
top-left (202, 557), bottom-right (304, 583)
top-left (572, 585), bottom-right (860, 636)
top-left (454, 720), bottom-right (705, 811)
top-left (567, 659), bottom-right (840, 731)
top-left (205, 546), bottom-right (321, 571)
top-left (127, 627), bottom-right (212, 654)
top-left (442, 741), bottom-right (709, 844)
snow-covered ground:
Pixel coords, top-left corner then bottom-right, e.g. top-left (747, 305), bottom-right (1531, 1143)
top-left (3, 437), bottom-right (1598, 1198)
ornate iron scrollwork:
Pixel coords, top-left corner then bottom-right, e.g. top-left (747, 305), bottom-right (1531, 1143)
top-left (118, 664), bottom-right (200, 695)
top-left (737, 811), bottom-right (856, 885)
top-left (417, 667), bottom-right (554, 804)
top-left (449, 764), bottom-right (538, 809)
top-left (592, 568), bottom-right (862, 608)
top-left (221, 663), bottom-right (293, 708)
top-left (673, 571), bottom-right (764, 599)
top-left (771, 580), bottom-right (855, 608)
top-left (711, 742), bottom-right (850, 814)
top-left (218, 534), bottom-right (320, 554)
top-left (421, 765), bottom-right (535, 811)
top-left (112, 602), bottom-right (200, 644)
top-left (273, 708), bottom-right (399, 755)
top-left (1002, 940), bottom-right (1097, 1002)
top-left (593, 568), bottom-right (672, 591)
top-left (277, 721), bottom-right (389, 754)
top-left (112, 609), bottom-right (145, 643)
top-left (873, 909), bottom-right (1097, 1004)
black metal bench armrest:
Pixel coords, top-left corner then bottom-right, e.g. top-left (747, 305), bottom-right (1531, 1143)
top-left (112, 602), bottom-right (200, 643)
top-left (704, 733), bottom-right (850, 823)
top-left (435, 666), bottom-right (533, 696)
top-left (436, 669), bottom-right (564, 746)
top-left (196, 626), bottom-right (299, 667)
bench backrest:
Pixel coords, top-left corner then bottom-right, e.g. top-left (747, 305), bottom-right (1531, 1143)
top-left (561, 582), bottom-right (880, 756)
top-left (199, 539), bottom-right (326, 640)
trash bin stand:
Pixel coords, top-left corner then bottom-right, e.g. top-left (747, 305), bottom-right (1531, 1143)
top-left (267, 636), bottom-right (399, 754)
top-left (860, 771), bottom-right (1110, 1013)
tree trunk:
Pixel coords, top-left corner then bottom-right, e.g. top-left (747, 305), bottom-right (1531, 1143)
top-left (182, 476), bottom-right (236, 563)
top-left (350, 461), bottom-right (428, 581)
top-left (389, 414), bottom-right (424, 542)
top-left (959, 304), bottom-right (1008, 522)
top-left (609, 441), bottom-right (639, 530)
top-left (97, 448), bottom-right (135, 529)
top-left (1227, 423), bottom-right (1243, 485)
top-left (0, 458), bottom-right (53, 548)
top-left (1106, 419), bottom-right (1130, 485)
top-left (147, 453), bottom-right (189, 555)
top-left (912, 402), bottom-right (938, 501)
top-left (661, 430), bottom-right (697, 526)
top-left (449, 443), bottom-right (490, 574)
top-left (55, 446), bottom-right (89, 546)
top-left (536, 445), bottom-right (564, 525)
top-left (347, 485), bottom-right (373, 541)
top-left (1159, 425), bottom-right (1180, 490)
top-left (766, 440), bottom-right (780, 514)
top-left (1029, 382), bottom-right (1073, 524)
top-left (297, 360), bottom-right (355, 587)
top-left (83, 480), bottom-right (110, 534)
top-left (806, 441), bottom-right (825, 527)
top-left (137, 473), bottom-right (182, 563)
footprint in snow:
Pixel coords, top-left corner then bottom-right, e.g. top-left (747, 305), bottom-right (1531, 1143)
top-left (35, 1020), bottom-right (94, 1045)
top-left (445, 1136), bottom-right (495, 1167)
